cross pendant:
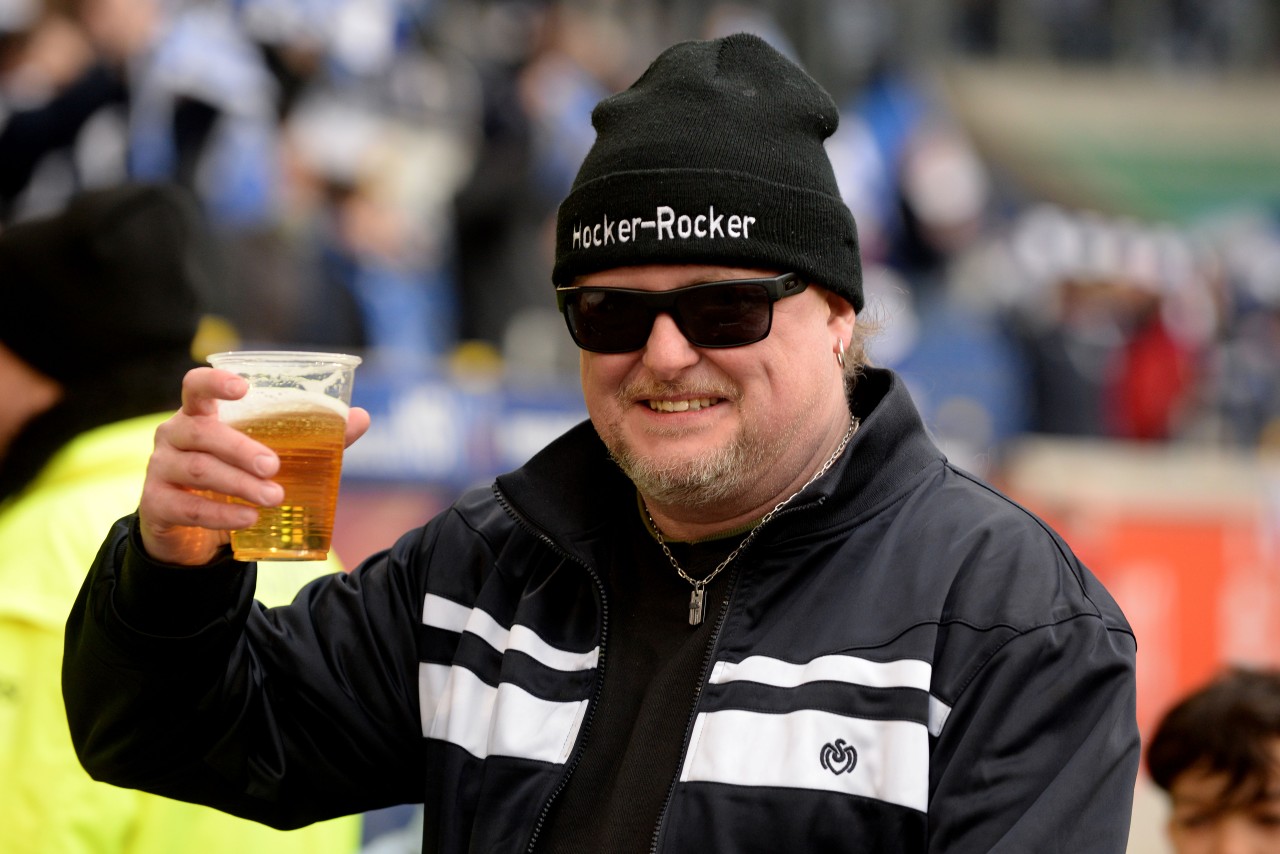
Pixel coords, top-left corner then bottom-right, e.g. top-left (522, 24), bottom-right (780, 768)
top-left (688, 583), bottom-right (706, 626)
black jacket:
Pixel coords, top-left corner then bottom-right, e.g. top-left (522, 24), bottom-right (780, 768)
top-left (64, 368), bottom-right (1140, 852)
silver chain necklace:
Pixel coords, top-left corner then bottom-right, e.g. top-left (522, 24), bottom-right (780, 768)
top-left (643, 416), bottom-right (860, 626)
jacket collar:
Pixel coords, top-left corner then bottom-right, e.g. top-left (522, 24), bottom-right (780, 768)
top-left (792, 368), bottom-right (946, 537)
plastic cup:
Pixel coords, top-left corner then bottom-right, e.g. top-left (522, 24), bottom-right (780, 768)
top-left (207, 350), bottom-right (362, 561)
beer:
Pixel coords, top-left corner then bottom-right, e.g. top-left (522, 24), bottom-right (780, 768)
top-left (224, 392), bottom-right (349, 560)
top-left (208, 350), bottom-right (361, 561)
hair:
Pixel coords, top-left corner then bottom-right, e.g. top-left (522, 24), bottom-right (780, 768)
top-left (842, 292), bottom-right (885, 395)
top-left (1146, 666), bottom-right (1280, 805)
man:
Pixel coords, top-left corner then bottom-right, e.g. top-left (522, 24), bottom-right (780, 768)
top-left (63, 35), bottom-right (1140, 853)
top-left (0, 183), bottom-right (359, 853)
top-left (1146, 667), bottom-right (1280, 853)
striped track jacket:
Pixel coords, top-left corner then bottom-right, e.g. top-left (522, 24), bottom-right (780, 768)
top-left (64, 368), bottom-right (1140, 853)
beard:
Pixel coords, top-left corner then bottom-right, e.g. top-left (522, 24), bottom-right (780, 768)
top-left (607, 420), bottom-right (767, 508)
top-left (597, 379), bottom-right (799, 510)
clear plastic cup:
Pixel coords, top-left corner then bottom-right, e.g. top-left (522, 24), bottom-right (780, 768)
top-left (207, 351), bottom-right (362, 561)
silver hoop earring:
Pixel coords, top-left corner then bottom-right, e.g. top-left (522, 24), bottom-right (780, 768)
top-left (836, 337), bottom-right (846, 369)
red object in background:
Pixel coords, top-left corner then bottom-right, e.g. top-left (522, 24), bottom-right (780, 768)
top-left (1105, 315), bottom-right (1196, 441)
top-left (999, 439), bottom-right (1280, 746)
top-left (1052, 511), bottom-right (1276, 738)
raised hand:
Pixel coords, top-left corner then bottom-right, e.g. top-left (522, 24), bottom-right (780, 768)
top-left (138, 367), bottom-right (369, 565)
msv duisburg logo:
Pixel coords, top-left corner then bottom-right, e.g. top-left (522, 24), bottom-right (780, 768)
top-left (820, 738), bottom-right (858, 775)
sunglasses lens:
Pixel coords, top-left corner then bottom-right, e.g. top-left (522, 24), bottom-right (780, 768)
top-left (565, 290), bottom-right (654, 352)
top-left (562, 279), bottom-right (784, 352)
top-left (678, 283), bottom-right (772, 347)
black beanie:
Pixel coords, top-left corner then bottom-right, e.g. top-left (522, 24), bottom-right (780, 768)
top-left (0, 183), bottom-right (206, 384)
top-left (553, 33), bottom-right (862, 311)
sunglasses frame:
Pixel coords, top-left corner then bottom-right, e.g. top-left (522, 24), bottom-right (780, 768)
top-left (556, 272), bottom-right (808, 354)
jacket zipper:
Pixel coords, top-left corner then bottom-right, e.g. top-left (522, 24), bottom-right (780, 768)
top-left (492, 487), bottom-right (611, 854)
top-left (647, 561), bottom-right (740, 854)
top-left (647, 499), bottom-right (826, 854)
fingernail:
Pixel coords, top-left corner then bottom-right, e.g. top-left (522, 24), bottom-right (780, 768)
top-left (261, 483), bottom-right (284, 505)
top-left (253, 455), bottom-right (277, 476)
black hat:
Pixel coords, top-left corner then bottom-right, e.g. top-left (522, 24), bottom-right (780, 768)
top-left (0, 183), bottom-right (206, 384)
top-left (553, 33), bottom-right (863, 311)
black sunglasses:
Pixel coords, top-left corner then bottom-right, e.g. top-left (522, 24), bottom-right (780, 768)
top-left (556, 272), bottom-right (808, 354)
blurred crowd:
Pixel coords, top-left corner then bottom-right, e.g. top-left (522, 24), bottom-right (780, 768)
top-left (2, 0), bottom-right (1278, 458)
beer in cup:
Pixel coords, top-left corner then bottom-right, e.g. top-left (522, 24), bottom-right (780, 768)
top-left (207, 351), bottom-right (362, 561)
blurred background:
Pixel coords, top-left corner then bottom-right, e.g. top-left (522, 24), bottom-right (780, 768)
top-left (3, 0), bottom-right (1277, 850)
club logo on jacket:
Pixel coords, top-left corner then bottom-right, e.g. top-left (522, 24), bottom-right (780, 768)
top-left (819, 738), bottom-right (858, 775)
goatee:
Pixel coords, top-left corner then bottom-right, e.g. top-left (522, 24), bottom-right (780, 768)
top-left (605, 418), bottom-right (770, 508)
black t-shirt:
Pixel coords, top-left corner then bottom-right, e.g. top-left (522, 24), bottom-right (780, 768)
top-left (536, 506), bottom-right (740, 852)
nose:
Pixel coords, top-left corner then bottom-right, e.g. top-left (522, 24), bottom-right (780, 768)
top-left (640, 311), bottom-right (699, 377)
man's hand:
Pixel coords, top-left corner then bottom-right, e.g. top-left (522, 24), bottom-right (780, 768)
top-left (138, 367), bottom-right (370, 565)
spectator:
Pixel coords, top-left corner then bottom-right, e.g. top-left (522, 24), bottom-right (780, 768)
top-left (1146, 667), bottom-right (1280, 854)
top-left (0, 182), bottom-right (360, 854)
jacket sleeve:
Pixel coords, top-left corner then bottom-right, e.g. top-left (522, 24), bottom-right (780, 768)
top-left (62, 514), bottom-right (430, 829)
top-left (925, 614), bottom-right (1140, 853)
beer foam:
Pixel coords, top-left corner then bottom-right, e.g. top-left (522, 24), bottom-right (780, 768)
top-left (220, 386), bottom-right (349, 422)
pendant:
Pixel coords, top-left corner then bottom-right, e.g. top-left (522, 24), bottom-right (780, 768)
top-left (688, 583), bottom-right (706, 626)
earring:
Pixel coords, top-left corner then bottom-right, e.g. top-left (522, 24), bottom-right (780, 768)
top-left (836, 337), bottom-right (846, 369)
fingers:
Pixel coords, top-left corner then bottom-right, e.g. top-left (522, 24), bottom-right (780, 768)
top-left (137, 368), bottom-right (283, 564)
top-left (168, 367), bottom-right (281, 497)
top-left (138, 426), bottom-right (281, 566)
top-left (345, 407), bottom-right (371, 448)
top-left (150, 415), bottom-right (281, 507)
top-left (180, 366), bottom-right (248, 418)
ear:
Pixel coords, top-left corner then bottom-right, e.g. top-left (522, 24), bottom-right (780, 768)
top-left (823, 289), bottom-right (856, 347)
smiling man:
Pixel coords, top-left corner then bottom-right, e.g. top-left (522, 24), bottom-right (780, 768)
top-left (63, 33), bottom-right (1139, 853)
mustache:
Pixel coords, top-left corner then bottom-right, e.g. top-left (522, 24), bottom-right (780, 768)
top-left (616, 379), bottom-right (738, 402)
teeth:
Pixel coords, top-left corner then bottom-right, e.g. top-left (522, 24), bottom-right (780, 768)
top-left (648, 398), bottom-right (718, 412)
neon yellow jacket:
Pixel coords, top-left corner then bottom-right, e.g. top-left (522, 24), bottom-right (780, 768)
top-left (0, 413), bottom-right (362, 854)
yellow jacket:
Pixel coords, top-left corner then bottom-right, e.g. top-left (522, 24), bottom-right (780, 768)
top-left (0, 413), bottom-right (362, 854)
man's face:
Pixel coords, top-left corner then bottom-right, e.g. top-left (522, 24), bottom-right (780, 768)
top-left (575, 263), bottom-right (853, 514)
top-left (1167, 741), bottom-right (1280, 854)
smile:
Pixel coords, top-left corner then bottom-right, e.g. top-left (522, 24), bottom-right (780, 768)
top-left (647, 397), bottom-right (720, 413)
